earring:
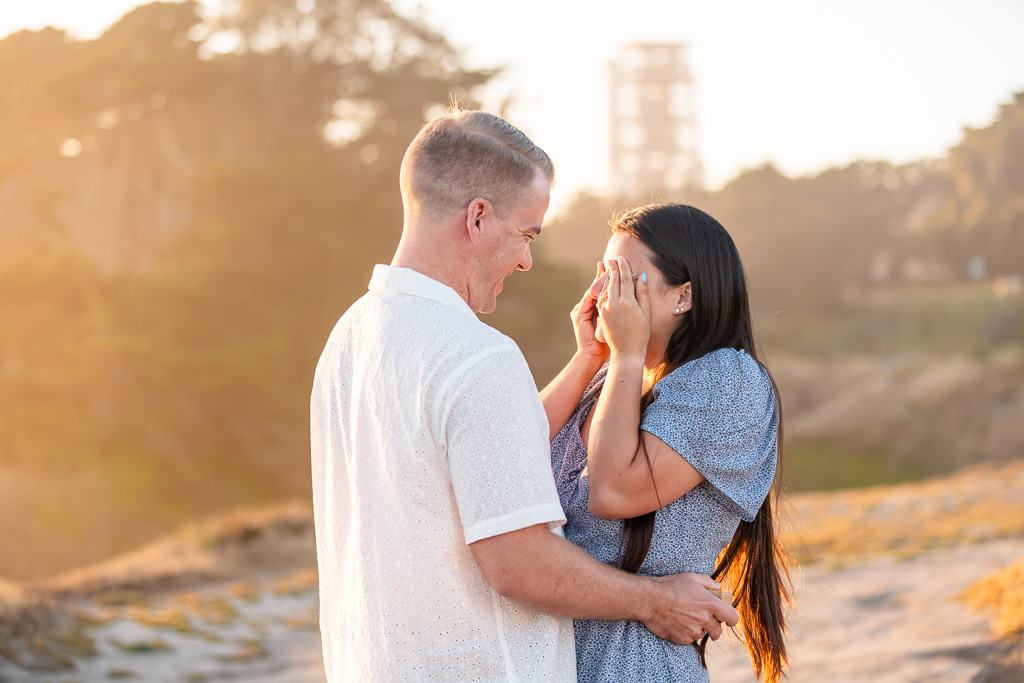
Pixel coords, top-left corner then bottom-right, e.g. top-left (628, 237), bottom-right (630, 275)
top-left (674, 307), bottom-right (682, 314)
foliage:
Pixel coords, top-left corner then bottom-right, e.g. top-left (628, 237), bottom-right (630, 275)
top-left (1, 1), bottom-right (1023, 580)
top-left (0, 0), bottom-right (491, 578)
top-left (542, 95), bottom-right (1024, 355)
top-left (785, 461), bottom-right (1024, 565)
top-left (961, 559), bottom-right (1024, 641)
top-left (920, 92), bottom-right (1024, 274)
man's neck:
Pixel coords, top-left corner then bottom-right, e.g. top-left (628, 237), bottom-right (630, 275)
top-left (391, 233), bottom-right (471, 306)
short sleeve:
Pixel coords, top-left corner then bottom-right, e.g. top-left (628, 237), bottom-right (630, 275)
top-left (640, 349), bottom-right (779, 521)
top-left (442, 346), bottom-right (567, 544)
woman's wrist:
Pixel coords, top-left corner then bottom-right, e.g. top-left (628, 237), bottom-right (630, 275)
top-left (572, 348), bottom-right (607, 373)
top-left (608, 352), bottom-right (646, 371)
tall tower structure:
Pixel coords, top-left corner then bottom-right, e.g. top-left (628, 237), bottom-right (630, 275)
top-left (609, 43), bottom-right (703, 200)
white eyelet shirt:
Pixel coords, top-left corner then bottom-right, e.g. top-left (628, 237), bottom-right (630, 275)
top-left (311, 264), bottom-right (575, 682)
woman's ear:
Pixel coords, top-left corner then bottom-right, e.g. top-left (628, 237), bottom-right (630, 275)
top-left (674, 281), bottom-right (693, 313)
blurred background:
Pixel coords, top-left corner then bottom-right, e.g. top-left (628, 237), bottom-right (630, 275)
top-left (1, 0), bottom-right (1023, 680)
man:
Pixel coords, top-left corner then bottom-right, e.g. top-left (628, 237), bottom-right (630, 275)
top-left (310, 108), bottom-right (738, 681)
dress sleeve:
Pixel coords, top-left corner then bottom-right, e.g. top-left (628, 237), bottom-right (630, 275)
top-left (442, 346), bottom-right (567, 544)
top-left (640, 349), bottom-right (779, 521)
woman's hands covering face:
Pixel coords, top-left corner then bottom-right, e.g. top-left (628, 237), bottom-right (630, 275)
top-left (594, 257), bottom-right (650, 362)
top-left (570, 262), bottom-right (610, 362)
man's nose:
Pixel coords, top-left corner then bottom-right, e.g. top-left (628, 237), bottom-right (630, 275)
top-left (517, 245), bottom-right (533, 272)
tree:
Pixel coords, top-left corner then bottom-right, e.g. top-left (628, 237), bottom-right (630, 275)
top-left (0, 0), bottom-right (496, 578)
top-left (919, 92), bottom-right (1024, 274)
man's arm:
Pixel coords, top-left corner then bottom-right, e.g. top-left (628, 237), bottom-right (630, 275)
top-left (470, 524), bottom-right (738, 645)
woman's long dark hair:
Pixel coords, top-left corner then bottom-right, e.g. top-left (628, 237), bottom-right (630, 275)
top-left (613, 203), bottom-right (791, 683)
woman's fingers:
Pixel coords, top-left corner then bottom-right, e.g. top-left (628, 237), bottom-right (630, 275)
top-left (605, 258), bottom-right (621, 300)
top-left (616, 257), bottom-right (635, 302)
top-left (578, 288), bottom-right (597, 317)
top-left (589, 262), bottom-right (605, 296)
top-left (635, 269), bottom-right (650, 315)
top-left (592, 261), bottom-right (608, 299)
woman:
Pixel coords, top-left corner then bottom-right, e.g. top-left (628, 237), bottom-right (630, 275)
top-left (541, 203), bottom-right (790, 682)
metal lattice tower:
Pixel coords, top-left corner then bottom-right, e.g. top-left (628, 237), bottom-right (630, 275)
top-left (609, 43), bottom-right (703, 199)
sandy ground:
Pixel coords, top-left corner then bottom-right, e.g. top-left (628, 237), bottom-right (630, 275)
top-left (1, 539), bottom-right (1019, 682)
top-left (0, 572), bottom-right (326, 683)
top-left (3, 464), bottom-right (1023, 682)
top-left (707, 538), bottom-right (1024, 682)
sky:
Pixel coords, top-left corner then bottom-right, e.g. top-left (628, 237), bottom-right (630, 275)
top-left (4, 0), bottom-right (1024, 214)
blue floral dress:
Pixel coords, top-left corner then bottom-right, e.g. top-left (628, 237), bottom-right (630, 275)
top-left (551, 348), bottom-right (779, 682)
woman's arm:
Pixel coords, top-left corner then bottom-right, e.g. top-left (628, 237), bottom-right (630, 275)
top-left (540, 347), bottom-right (605, 441)
top-left (587, 257), bottom-right (704, 519)
top-left (540, 267), bottom-right (608, 440)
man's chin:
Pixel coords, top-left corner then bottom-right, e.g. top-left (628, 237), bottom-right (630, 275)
top-left (477, 294), bottom-right (498, 315)
top-left (477, 283), bottom-right (503, 314)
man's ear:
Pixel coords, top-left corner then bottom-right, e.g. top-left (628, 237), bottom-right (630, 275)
top-left (465, 197), bottom-right (491, 245)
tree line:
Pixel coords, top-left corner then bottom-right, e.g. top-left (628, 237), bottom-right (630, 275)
top-left (0, 0), bottom-right (1021, 569)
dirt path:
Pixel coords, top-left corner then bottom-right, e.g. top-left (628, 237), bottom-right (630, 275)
top-left (3, 539), bottom-right (1018, 682)
top-left (0, 572), bottom-right (326, 683)
top-left (706, 538), bottom-right (1024, 682)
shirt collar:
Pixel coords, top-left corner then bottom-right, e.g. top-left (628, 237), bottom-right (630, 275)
top-left (368, 264), bottom-right (476, 317)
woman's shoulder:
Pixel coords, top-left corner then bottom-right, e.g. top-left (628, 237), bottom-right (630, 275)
top-left (656, 348), bottom-right (773, 407)
top-left (646, 348), bottom-right (780, 522)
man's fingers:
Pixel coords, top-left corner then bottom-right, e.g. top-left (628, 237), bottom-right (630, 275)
top-left (704, 619), bottom-right (724, 641)
top-left (714, 600), bottom-right (740, 628)
top-left (684, 573), bottom-right (721, 591)
top-left (662, 630), bottom-right (695, 646)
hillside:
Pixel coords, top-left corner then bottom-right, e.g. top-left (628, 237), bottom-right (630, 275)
top-left (773, 348), bottom-right (1024, 490)
top-left (4, 348), bottom-right (1023, 584)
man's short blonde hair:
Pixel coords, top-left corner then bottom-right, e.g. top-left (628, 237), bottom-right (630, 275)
top-left (400, 108), bottom-right (555, 220)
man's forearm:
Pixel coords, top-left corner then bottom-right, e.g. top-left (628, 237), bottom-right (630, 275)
top-left (471, 523), bottom-right (653, 621)
top-left (471, 524), bottom-right (737, 644)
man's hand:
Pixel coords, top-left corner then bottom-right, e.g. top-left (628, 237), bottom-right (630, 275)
top-left (470, 526), bottom-right (739, 646)
top-left (640, 572), bottom-right (739, 645)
